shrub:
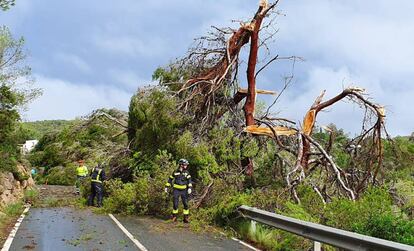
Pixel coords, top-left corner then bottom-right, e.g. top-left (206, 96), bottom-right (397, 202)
top-left (104, 180), bottom-right (137, 214)
top-left (196, 192), bottom-right (252, 227)
top-left (41, 164), bottom-right (76, 185)
top-left (103, 154), bottom-right (174, 217)
top-left (352, 212), bottom-right (414, 245)
top-left (24, 188), bottom-right (39, 205)
top-left (3, 202), bottom-right (24, 217)
top-left (128, 89), bottom-right (184, 156)
top-left (324, 187), bottom-right (414, 245)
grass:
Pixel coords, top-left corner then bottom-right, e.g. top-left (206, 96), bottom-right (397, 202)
top-left (24, 188), bottom-right (39, 205)
top-left (0, 202), bottom-right (26, 247)
top-left (2, 203), bottom-right (24, 217)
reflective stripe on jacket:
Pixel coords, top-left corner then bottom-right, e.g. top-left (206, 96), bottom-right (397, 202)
top-left (91, 167), bottom-right (105, 183)
top-left (166, 169), bottom-right (192, 190)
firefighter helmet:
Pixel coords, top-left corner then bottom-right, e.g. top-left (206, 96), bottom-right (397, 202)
top-left (178, 159), bottom-right (189, 165)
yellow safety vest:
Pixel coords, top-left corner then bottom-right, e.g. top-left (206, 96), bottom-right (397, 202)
top-left (76, 165), bottom-right (88, 177)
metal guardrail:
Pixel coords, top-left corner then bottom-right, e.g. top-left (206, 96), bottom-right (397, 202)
top-left (238, 205), bottom-right (414, 251)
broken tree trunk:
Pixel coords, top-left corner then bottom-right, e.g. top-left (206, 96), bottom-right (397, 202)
top-left (242, 0), bottom-right (277, 176)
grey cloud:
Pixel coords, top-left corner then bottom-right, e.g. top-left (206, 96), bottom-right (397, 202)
top-left (108, 69), bottom-right (152, 91)
top-left (24, 75), bottom-right (131, 121)
top-left (55, 53), bottom-right (92, 74)
top-left (1, 0), bottom-right (412, 136)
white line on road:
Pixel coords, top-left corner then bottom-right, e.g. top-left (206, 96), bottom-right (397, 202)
top-left (108, 213), bottom-right (148, 251)
top-left (1, 204), bottom-right (31, 251)
top-left (231, 237), bottom-right (262, 251)
top-left (220, 231), bottom-right (261, 251)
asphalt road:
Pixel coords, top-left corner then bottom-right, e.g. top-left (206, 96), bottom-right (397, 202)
top-left (116, 215), bottom-right (253, 251)
top-left (9, 207), bottom-right (136, 251)
top-left (8, 207), bottom-right (255, 251)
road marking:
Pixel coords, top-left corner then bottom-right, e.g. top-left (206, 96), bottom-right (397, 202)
top-left (231, 237), bottom-right (261, 251)
top-left (108, 214), bottom-right (148, 251)
top-left (1, 204), bottom-right (31, 251)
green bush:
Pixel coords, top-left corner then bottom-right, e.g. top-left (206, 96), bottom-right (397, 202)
top-left (128, 89), bottom-right (185, 156)
top-left (41, 164), bottom-right (76, 185)
top-left (393, 179), bottom-right (414, 217)
top-left (196, 192), bottom-right (252, 226)
top-left (324, 187), bottom-right (414, 245)
top-left (103, 176), bottom-right (167, 216)
top-left (173, 131), bottom-right (219, 185)
top-left (3, 202), bottom-right (24, 217)
top-left (103, 154), bottom-right (173, 217)
top-left (352, 212), bottom-right (414, 245)
top-left (104, 180), bottom-right (137, 214)
top-left (24, 188), bottom-right (39, 204)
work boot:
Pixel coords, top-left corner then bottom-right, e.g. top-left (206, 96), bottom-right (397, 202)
top-left (183, 215), bottom-right (190, 223)
top-left (171, 214), bottom-right (177, 222)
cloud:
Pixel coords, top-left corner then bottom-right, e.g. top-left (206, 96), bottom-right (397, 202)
top-left (23, 75), bottom-right (131, 121)
top-left (276, 0), bottom-right (414, 78)
top-left (55, 53), bottom-right (92, 74)
top-left (0, 0), bottom-right (33, 30)
top-left (270, 65), bottom-right (412, 136)
top-left (108, 69), bottom-right (153, 91)
top-left (1, 0), bottom-right (412, 136)
top-left (92, 35), bottom-right (168, 58)
top-left (252, 0), bottom-right (414, 136)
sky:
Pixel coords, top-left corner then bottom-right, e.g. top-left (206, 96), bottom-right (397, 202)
top-left (0, 0), bottom-right (413, 136)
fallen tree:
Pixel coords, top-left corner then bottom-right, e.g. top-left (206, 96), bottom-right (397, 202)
top-left (139, 0), bottom-right (390, 202)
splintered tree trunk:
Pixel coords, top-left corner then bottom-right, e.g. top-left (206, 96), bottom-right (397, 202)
top-left (243, 19), bottom-right (260, 126)
top-left (242, 5), bottom-right (266, 176)
top-left (181, 0), bottom-right (278, 177)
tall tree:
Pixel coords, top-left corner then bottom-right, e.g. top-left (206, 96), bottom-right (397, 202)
top-left (0, 26), bottom-right (40, 172)
top-left (0, 0), bottom-right (15, 11)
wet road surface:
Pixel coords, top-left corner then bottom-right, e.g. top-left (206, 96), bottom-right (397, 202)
top-left (116, 216), bottom-right (253, 251)
top-left (9, 207), bottom-right (255, 251)
top-left (9, 207), bottom-right (136, 251)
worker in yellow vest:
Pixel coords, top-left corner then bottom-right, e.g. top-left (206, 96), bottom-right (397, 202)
top-left (165, 159), bottom-right (192, 223)
top-left (75, 159), bottom-right (88, 194)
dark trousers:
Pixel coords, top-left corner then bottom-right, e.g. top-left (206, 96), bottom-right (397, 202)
top-left (88, 182), bottom-right (103, 207)
top-left (173, 189), bottom-right (188, 213)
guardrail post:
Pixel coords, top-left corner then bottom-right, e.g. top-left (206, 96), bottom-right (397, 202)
top-left (314, 241), bottom-right (321, 251)
top-left (251, 220), bottom-right (256, 234)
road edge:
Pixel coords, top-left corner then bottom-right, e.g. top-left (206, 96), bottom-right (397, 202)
top-left (108, 213), bottom-right (148, 251)
top-left (231, 237), bottom-right (262, 251)
top-left (1, 204), bottom-right (31, 251)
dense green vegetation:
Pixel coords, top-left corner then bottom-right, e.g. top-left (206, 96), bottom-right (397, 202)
top-left (0, 26), bottom-right (40, 181)
top-left (21, 120), bottom-right (73, 140)
top-left (29, 109), bottom-right (128, 185)
top-left (2, 2), bottom-right (409, 249)
top-left (0, 202), bottom-right (24, 245)
top-left (0, 0), bottom-right (15, 11)
top-left (0, 1), bottom-right (405, 249)
top-left (29, 82), bottom-right (414, 249)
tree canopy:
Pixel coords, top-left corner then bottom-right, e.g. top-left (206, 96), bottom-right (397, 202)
top-left (0, 0), bottom-right (15, 11)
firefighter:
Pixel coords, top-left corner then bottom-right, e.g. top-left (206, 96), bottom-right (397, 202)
top-left (88, 163), bottom-right (106, 207)
top-left (75, 159), bottom-right (88, 194)
top-left (165, 158), bottom-right (192, 223)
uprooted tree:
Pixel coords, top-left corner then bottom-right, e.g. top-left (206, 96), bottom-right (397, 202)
top-left (129, 0), bottom-right (390, 203)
